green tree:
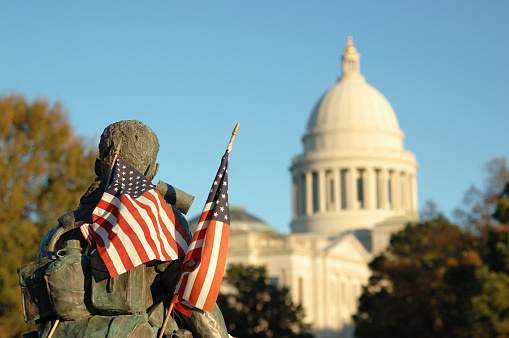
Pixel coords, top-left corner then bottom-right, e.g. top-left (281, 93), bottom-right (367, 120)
top-left (217, 264), bottom-right (313, 338)
top-left (356, 158), bottom-right (509, 338)
top-left (355, 218), bottom-right (477, 337)
top-left (0, 93), bottom-right (96, 336)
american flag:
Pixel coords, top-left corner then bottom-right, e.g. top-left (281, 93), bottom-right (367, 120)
top-left (80, 157), bottom-right (191, 278)
top-left (171, 151), bottom-right (230, 315)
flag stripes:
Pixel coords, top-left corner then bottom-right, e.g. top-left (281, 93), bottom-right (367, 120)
top-left (80, 157), bottom-right (190, 278)
top-left (172, 151), bottom-right (230, 315)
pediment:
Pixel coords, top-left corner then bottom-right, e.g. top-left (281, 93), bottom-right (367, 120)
top-left (323, 234), bottom-right (372, 263)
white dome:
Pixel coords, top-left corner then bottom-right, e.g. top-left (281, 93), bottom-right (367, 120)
top-left (290, 37), bottom-right (419, 239)
top-left (303, 39), bottom-right (404, 153)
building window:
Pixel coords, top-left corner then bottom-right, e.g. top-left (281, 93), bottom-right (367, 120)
top-left (326, 170), bottom-right (335, 211)
top-left (357, 169), bottom-right (365, 209)
top-left (300, 173), bottom-right (306, 215)
top-left (341, 169), bottom-right (348, 210)
top-left (312, 172), bottom-right (319, 213)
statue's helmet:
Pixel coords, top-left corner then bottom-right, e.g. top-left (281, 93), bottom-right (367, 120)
top-left (96, 120), bottom-right (159, 180)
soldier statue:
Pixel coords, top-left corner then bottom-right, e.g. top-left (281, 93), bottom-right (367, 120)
top-left (18, 120), bottom-right (229, 338)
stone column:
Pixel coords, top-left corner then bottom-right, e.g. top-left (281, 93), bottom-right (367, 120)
top-left (334, 168), bottom-right (341, 212)
top-left (393, 170), bottom-right (400, 210)
top-left (381, 168), bottom-right (389, 210)
top-left (305, 171), bottom-right (313, 215)
top-left (349, 167), bottom-right (357, 210)
top-left (318, 169), bottom-right (326, 213)
top-left (366, 167), bottom-right (375, 210)
top-left (292, 175), bottom-right (297, 218)
top-left (411, 173), bottom-right (418, 213)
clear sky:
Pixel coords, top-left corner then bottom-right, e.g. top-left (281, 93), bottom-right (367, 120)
top-left (1, 2), bottom-right (508, 233)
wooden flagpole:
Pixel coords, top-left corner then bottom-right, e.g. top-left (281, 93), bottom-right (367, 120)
top-left (106, 138), bottom-right (123, 188)
top-left (227, 123), bottom-right (239, 153)
top-left (47, 318), bottom-right (60, 338)
top-left (158, 123), bottom-right (239, 338)
top-left (158, 302), bottom-right (175, 338)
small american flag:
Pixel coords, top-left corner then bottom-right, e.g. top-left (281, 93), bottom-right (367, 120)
top-left (80, 157), bottom-right (191, 278)
top-left (171, 151), bottom-right (230, 315)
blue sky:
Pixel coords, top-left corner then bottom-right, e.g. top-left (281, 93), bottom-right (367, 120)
top-left (1, 2), bottom-right (508, 233)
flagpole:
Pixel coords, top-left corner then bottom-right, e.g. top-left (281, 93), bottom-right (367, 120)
top-left (158, 303), bottom-right (175, 338)
top-left (105, 138), bottom-right (123, 189)
top-left (47, 318), bottom-right (60, 338)
top-left (158, 123), bottom-right (239, 338)
top-left (227, 123), bottom-right (239, 153)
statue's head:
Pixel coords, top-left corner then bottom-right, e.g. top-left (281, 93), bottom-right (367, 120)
top-left (95, 120), bottom-right (159, 180)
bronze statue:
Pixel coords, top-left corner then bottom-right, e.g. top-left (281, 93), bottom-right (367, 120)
top-left (18, 120), bottom-right (229, 338)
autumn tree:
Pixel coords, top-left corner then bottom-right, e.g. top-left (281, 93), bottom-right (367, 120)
top-left (217, 264), bottom-right (313, 338)
top-left (0, 93), bottom-right (97, 336)
top-left (355, 158), bottom-right (509, 338)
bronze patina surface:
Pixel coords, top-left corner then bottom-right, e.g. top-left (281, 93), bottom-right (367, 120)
top-left (19, 120), bottom-right (228, 338)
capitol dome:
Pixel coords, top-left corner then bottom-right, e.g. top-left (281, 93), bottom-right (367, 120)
top-left (304, 36), bottom-right (404, 153)
top-left (188, 206), bottom-right (278, 235)
top-left (290, 37), bottom-right (419, 241)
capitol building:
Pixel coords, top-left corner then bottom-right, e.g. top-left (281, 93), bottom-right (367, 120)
top-left (220, 37), bottom-right (418, 338)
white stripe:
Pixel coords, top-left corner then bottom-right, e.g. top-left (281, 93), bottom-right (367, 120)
top-left (80, 223), bottom-right (93, 248)
top-left (117, 194), bottom-right (157, 261)
top-left (195, 221), bottom-right (224, 308)
top-left (137, 191), bottom-right (177, 259)
top-left (187, 238), bottom-right (204, 252)
top-left (181, 221), bottom-right (224, 305)
top-left (154, 192), bottom-right (189, 253)
top-left (92, 221), bottom-right (125, 275)
top-left (93, 193), bottom-right (143, 272)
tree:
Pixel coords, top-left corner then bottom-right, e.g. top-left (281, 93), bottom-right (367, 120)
top-left (355, 218), bottom-right (477, 337)
top-left (356, 158), bottom-right (509, 338)
top-left (217, 264), bottom-right (313, 338)
top-left (0, 93), bottom-right (97, 336)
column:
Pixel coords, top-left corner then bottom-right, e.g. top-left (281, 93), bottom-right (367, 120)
top-left (292, 175), bottom-right (297, 218)
top-left (305, 171), bottom-right (312, 215)
top-left (318, 169), bottom-right (326, 213)
top-left (411, 173), bottom-right (418, 213)
top-left (381, 168), bottom-right (389, 210)
top-left (334, 168), bottom-right (341, 212)
top-left (393, 170), bottom-right (400, 210)
top-left (366, 167), bottom-right (376, 210)
top-left (349, 167), bottom-right (357, 210)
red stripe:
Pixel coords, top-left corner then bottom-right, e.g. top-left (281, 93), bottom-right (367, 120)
top-left (203, 223), bottom-right (229, 311)
top-left (123, 193), bottom-right (163, 256)
top-left (198, 209), bottom-right (213, 224)
top-left (162, 201), bottom-right (191, 252)
top-left (89, 225), bottom-right (119, 277)
top-left (186, 221), bottom-right (219, 306)
top-left (95, 215), bottom-right (135, 275)
top-left (145, 191), bottom-right (178, 259)
top-left (115, 195), bottom-right (151, 263)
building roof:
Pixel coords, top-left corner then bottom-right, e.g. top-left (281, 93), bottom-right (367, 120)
top-left (188, 206), bottom-right (278, 235)
top-left (303, 36), bottom-right (405, 153)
